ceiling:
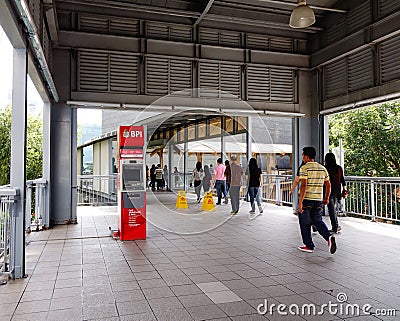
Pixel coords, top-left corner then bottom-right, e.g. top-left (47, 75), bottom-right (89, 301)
top-left (55, 0), bottom-right (346, 42)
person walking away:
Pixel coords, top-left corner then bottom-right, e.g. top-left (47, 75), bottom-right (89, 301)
top-left (202, 165), bottom-right (213, 193)
top-left (324, 152), bottom-right (347, 233)
top-left (246, 158), bottom-right (262, 220)
top-left (150, 164), bottom-right (156, 191)
top-left (163, 165), bottom-right (170, 191)
top-left (298, 146), bottom-right (337, 254)
top-left (214, 158), bottom-right (228, 205)
top-left (190, 161), bottom-right (204, 203)
top-left (229, 155), bottom-right (243, 215)
top-left (155, 164), bottom-right (164, 190)
top-left (224, 160), bottom-right (231, 195)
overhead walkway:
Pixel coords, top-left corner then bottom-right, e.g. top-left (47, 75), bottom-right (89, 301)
top-left (0, 193), bottom-right (399, 321)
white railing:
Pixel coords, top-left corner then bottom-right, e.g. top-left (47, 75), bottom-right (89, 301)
top-left (77, 175), bottom-right (118, 206)
top-left (26, 179), bottom-right (48, 231)
top-left (345, 176), bottom-right (400, 223)
top-left (0, 187), bottom-right (19, 280)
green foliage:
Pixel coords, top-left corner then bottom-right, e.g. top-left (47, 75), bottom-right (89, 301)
top-left (0, 107), bottom-right (43, 185)
top-left (0, 107), bottom-right (12, 185)
top-left (329, 102), bottom-right (400, 177)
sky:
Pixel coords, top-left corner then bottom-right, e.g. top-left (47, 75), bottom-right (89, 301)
top-left (0, 25), bottom-right (101, 124)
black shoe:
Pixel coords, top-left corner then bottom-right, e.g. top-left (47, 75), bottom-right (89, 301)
top-left (328, 235), bottom-right (337, 254)
top-left (216, 203), bottom-right (221, 205)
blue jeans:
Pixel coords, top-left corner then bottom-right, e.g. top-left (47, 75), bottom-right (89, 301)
top-left (298, 200), bottom-right (331, 250)
top-left (215, 180), bottom-right (227, 204)
top-left (248, 186), bottom-right (259, 211)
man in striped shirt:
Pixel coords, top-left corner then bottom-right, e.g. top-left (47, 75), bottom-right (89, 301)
top-left (298, 147), bottom-right (337, 254)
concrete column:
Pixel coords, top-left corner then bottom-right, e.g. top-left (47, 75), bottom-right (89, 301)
top-left (50, 103), bottom-right (75, 224)
top-left (10, 48), bottom-right (27, 279)
top-left (42, 102), bottom-right (51, 227)
top-left (246, 116), bottom-right (252, 164)
top-left (168, 142), bottom-right (173, 190)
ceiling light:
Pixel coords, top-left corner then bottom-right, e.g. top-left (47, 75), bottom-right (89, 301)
top-left (289, 1), bottom-right (315, 29)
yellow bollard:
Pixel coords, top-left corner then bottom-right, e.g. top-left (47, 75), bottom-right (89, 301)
top-left (176, 190), bottom-right (189, 209)
top-left (201, 191), bottom-right (216, 211)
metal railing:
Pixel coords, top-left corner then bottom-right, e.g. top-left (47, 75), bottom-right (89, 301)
top-left (26, 179), bottom-right (48, 231)
top-left (77, 175), bottom-right (118, 206)
top-left (345, 176), bottom-right (400, 223)
top-left (0, 187), bottom-right (19, 279)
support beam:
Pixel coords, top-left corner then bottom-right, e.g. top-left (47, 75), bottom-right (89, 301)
top-left (10, 48), bottom-right (27, 279)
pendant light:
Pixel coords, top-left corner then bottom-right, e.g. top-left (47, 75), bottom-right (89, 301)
top-left (289, 1), bottom-right (315, 28)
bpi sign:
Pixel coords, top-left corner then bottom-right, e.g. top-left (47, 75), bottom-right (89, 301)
top-left (118, 126), bottom-right (145, 157)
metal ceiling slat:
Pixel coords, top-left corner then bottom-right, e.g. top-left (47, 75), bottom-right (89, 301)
top-left (247, 65), bottom-right (270, 101)
top-left (80, 15), bottom-right (109, 33)
top-left (170, 59), bottom-right (192, 95)
top-left (219, 30), bottom-right (241, 48)
top-left (169, 25), bottom-right (192, 42)
top-left (270, 38), bottom-right (293, 53)
top-left (109, 18), bottom-right (139, 37)
top-left (79, 50), bottom-right (109, 91)
top-left (110, 53), bottom-right (138, 93)
top-left (347, 1), bottom-right (372, 34)
top-left (348, 48), bottom-right (373, 92)
top-left (146, 22), bottom-right (169, 40)
top-left (325, 18), bottom-right (347, 45)
top-left (381, 34), bottom-right (400, 83)
top-left (379, 0), bottom-right (400, 17)
top-left (246, 34), bottom-right (270, 51)
top-left (220, 63), bottom-right (240, 98)
top-left (199, 61), bottom-right (220, 98)
top-left (270, 69), bottom-right (293, 102)
top-left (146, 57), bottom-right (169, 95)
top-left (199, 28), bottom-right (220, 46)
top-left (325, 58), bottom-right (347, 99)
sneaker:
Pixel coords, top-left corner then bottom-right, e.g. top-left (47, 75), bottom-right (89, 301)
top-left (298, 246), bottom-right (314, 253)
top-left (216, 203), bottom-right (221, 205)
top-left (231, 210), bottom-right (237, 215)
top-left (258, 205), bottom-right (263, 214)
top-left (249, 210), bottom-right (255, 214)
top-left (197, 198), bottom-right (202, 203)
top-left (249, 212), bottom-right (257, 220)
top-left (336, 225), bottom-right (342, 233)
top-left (312, 226), bottom-right (318, 234)
top-left (328, 235), bottom-right (337, 254)
top-left (224, 197), bottom-right (229, 204)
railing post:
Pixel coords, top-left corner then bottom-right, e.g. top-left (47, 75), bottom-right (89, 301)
top-left (275, 176), bottom-right (281, 205)
top-left (370, 180), bottom-right (376, 222)
top-left (25, 182), bottom-right (32, 232)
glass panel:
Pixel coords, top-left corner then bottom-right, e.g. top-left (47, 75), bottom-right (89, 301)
top-left (225, 117), bottom-right (234, 133)
top-left (209, 118), bottom-right (221, 136)
top-left (237, 116), bottom-right (247, 131)
top-left (198, 123), bottom-right (206, 138)
top-left (188, 125), bottom-right (195, 140)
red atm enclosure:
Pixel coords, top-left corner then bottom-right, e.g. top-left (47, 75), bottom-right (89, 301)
top-left (117, 126), bottom-right (147, 240)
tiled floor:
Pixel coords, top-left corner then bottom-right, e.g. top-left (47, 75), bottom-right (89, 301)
top-left (1, 191), bottom-right (400, 321)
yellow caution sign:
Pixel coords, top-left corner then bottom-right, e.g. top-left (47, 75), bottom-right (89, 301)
top-left (201, 191), bottom-right (215, 211)
top-left (176, 190), bottom-right (188, 209)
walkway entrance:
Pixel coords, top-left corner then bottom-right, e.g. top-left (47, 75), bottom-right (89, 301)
top-left (1, 193), bottom-right (399, 320)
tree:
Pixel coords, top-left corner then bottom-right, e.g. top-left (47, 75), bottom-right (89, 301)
top-left (0, 107), bottom-right (43, 185)
top-left (329, 102), bottom-right (400, 177)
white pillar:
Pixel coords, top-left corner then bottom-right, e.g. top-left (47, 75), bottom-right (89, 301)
top-left (10, 48), bottom-right (27, 279)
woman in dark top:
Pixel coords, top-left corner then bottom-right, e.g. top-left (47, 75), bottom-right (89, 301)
top-left (324, 153), bottom-right (348, 233)
top-left (224, 160), bottom-right (231, 194)
top-left (202, 165), bottom-right (212, 193)
top-left (246, 158), bottom-right (262, 219)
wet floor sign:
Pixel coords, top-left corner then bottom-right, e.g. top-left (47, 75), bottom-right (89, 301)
top-left (176, 190), bottom-right (188, 209)
top-left (201, 191), bottom-right (215, 211)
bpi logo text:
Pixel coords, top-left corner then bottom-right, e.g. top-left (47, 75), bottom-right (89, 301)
top-left (123, 129), bottom-right (143, 138)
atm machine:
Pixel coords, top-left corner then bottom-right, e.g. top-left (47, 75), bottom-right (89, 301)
top-left (117, 126), bottom-right (147, 240)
